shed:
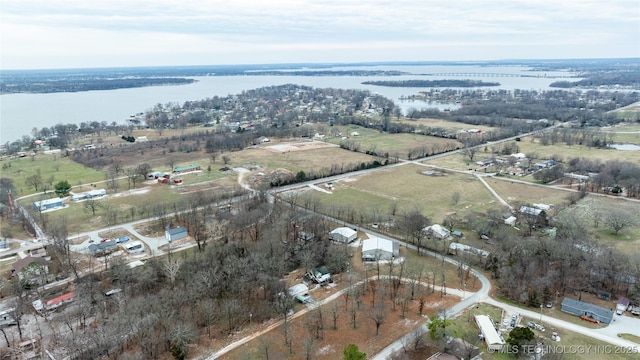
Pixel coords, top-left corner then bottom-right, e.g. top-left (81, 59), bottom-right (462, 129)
top-left (362, 237), bottom-right (397, 261)
top-left (297, 231), bottom-right (315, 242)
top-left (33, 197), bottom-right (63, 211)
top-left (423, 224), bottom-right (450, 240)
top-left (123, 241), bottom-right (144, 254)
top-left (561, 297), bottom-right (614, 324)
top-left (474, 315), bottom-right (504, 351)
top-left (504, 216), bottom-right (517, 226)
top-left (329, 227), bottom-right (357, 243)
top-left (165, 226), bottom-right (188, 242)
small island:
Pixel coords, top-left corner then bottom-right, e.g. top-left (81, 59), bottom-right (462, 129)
top-left (362, 79), bottom-right (500, 87)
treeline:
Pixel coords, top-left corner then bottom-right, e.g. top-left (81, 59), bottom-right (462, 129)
top-left (550, 70), bottom-right (640, 88)
top-left (270, 158), bottom-right (394, 187)
top-left (0, 77), bottom-right (195, 94)
top-left (362, 79), bottom-right (499, 87)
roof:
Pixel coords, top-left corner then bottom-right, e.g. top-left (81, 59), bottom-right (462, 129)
top-left (45, 292), bottom-right (75, 307)
top-left (520, 206), bottom-right (543, 216)
top-left (330, 227), bottom-right (357, 238)
top-left (424, 224), bottom-right (450, 238)
top-left (166, 226), bottom-right (187, 235)
top-left (33, 197), bottom-right (62, 206)
top-left (288, 283), bottom-right (309, 297)
top-left (86, 189), bottom-right (106, 196)
top-left (88, 240), bottom-right (118, 253)
top-left (362, 237), bottom-right (394, 254)
top-left (561, 297), bottom-right (614, 323)
top-left (12, 256), bottom-right (47, 273)
top-left (475, 315), bottom-right (504, 346)
top-left (617, 297), bottom-right (630, 306)
top-left (173, 164), bottom-right (200, 172)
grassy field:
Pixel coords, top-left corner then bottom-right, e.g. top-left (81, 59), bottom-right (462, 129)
top-left (396, 117), bottom-right (495, 132)
top-left (487, 177), bottom-right (574, 211)
top-left (1, 155), bottom-right (106, 197)
top-left (324, 125), bottom-right (460, 159)
top-left (514, 137), bottom-right (640, 164)
top-left (298, 164), bottom-right (499, 224)
top-left (556, 196), bottom-right (640, 256)
top-left (228, 141), bottom-right (380, 174)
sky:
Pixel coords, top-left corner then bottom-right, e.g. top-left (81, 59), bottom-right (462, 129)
top-left (1, 0), bottom-right (639, 70)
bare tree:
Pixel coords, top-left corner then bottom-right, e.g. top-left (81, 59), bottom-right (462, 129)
top-left (451, 191), bottom-right (461, 206)
top-left (604, 208), bottom-right (635, 235)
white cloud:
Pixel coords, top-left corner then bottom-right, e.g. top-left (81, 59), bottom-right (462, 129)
top-left (1, 0), bottom-right (638, 69)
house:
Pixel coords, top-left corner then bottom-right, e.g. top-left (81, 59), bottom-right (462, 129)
top-left (32, 291), bottom-right (76, 312)
top-left (329, 227), bottom-right (357, 243)
top-left (86, 189), bottom-right (107, 199)
top-left (616, 297), bottom-right (630, 315)
top-left (520, 206), bottom-right (542, 216)
top-left (88, 240), bottom-right (118, 256)
top-left (475, 315), bottom-right (504, 351)
top-left (423, 224), bottom-right (451, 240)
top-left (305, 266), bottom-right (332, 284)
top-left (362, 237), bottom-right (398, 261)
top-left (534, 160), bottom-right (556, 168)
top-left (172, 164), bottom-right (201, 175)
top-left (165, 226), bottom-right (188, 242)
top-left (123, 241), bottom-right (144, 255)
top-left (448, 242), bottom-right (490, 258)
top-left (11, 257), bottom-right (49, 285)
top-left (32, 197), bottom-right (63, 211)
top-left (561, 297), bottom-right (614, 324)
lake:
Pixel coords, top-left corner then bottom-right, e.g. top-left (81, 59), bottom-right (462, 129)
top-left (0, 65), bottom-right (576, 144)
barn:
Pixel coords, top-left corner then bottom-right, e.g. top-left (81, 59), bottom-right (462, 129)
top-left (329, 227), bottom-right (357, 243)
top-left (165, 226), bottom-right (188, 242)
top-left (362, 237), bottom-right (398, 261)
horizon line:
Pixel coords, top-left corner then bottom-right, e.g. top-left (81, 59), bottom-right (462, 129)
top-left (2, 57), bottom-right (639, 72)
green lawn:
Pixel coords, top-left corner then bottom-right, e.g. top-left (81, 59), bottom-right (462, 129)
top-left (1, 155), bottom-right (106, 197)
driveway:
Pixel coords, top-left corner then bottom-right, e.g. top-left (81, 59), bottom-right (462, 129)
top-left (592, 313), bottom-right (640, 338)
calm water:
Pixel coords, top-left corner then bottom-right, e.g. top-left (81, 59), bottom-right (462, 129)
top-left (0, 65), bottom-right (576, 144)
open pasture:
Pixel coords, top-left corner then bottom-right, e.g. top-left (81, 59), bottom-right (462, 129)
top-left (397, 117), bottom-right (495, 132)
top-left (229, 141), bottom-right (380, 174)
top-left (324, 125), bottom-right (460, 159)
top-left (304, 164), bottom-right (498, 222)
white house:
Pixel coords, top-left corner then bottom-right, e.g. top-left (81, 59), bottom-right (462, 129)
top-left (423, 224), bottom-right (451, 240)
top-left (329, 227), bottom-right (357, 243)
top-left (362, 237), bottom-right (398, 261)
top-left (449, 242), bottom-right (490, 258)
top-left (475, 315), bottom-right (504, 351)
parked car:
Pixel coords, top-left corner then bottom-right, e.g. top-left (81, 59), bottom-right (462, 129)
top-left (546, 301), bottom-right (553, 308)
top-left (528, 321), bottom-right (536, 328)
top-left (116, 236), bottom-right (130, 243)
